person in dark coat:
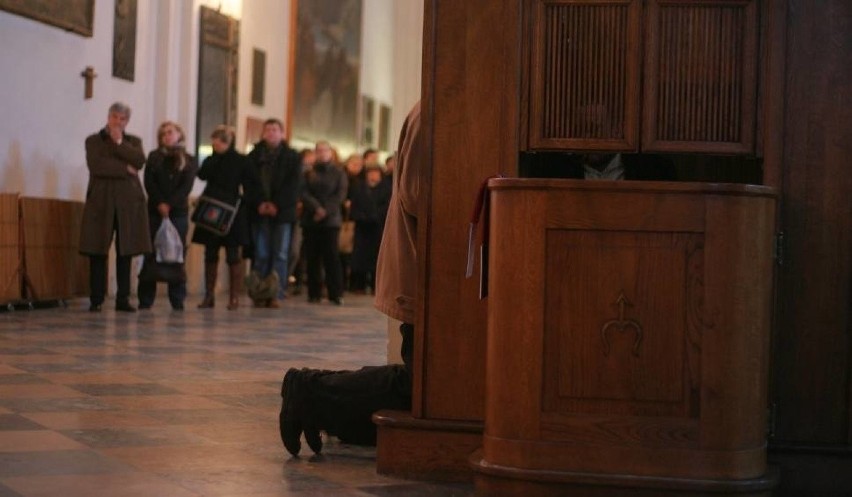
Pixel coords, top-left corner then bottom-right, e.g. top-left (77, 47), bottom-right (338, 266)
top-left (192, 126), bottom-right (256, 310)
top-left (79, 102), bottom-right (151, 313)
top-left (245, 118), bottom-right (303, 307)
top-left (137, 121), bottom-right (198, 311)
top-left (348, 164), bottom-right (391, 293)
top-left (301, 140), bottom-right (348, 305)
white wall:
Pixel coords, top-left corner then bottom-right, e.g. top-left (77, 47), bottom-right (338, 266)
top-left (391, 0), bottom-right (424, 150)
top-left (0, 2), bottom-right (159, 200)
top-left (233, 0), bottom-right (291, 152)
top-left (0, 0), bottom-right (422, 200)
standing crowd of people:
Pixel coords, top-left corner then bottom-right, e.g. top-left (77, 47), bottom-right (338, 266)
top-left (80, 102), bottom-right (392, 312)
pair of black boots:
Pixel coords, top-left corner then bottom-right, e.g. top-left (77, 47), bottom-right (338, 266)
top-left (278, 364), bottom-right (412, 457)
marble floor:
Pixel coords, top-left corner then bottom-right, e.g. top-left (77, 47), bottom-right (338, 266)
top-left (0, 294), bottom-right (474, 497)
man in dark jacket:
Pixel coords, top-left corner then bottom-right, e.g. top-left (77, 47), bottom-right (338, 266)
top-left (79, 102), bottom-right (151, 312)
top-left (246, 118), bottom-right (303, 307)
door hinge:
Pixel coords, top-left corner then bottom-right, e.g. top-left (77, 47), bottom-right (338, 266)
top-left (768, 402), bottom-right (778, 439)
top-left (774, 231), bottom-right (785, 266)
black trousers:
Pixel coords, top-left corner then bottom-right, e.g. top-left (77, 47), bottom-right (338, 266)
top-left (89, 254), bottom-right (131, 305)
top-left (303, 226), bottom-right (343, 301)
top-left (304, 323), bottom-right (414, 445)
top-left (89, 216), bottom-right (132, 305)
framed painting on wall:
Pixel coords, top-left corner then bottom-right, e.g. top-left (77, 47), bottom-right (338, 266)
top-left (378, 103), bottom-right (391, 152)
top-left (360, 95), bottom-right (375, 148)
top-left (0, 0), bottom-right (94, 37)
top-left (289, 0), bottom-right (362, 154)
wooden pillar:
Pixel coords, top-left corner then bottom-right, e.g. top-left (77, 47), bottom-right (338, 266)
top-left (374, 0), bottom-right (522, 481)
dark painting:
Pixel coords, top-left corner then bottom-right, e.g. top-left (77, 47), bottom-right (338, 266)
top-left (251, 48), bottom-right (266, 106)
top-left (0, 0), bottom-right (94, 37)
top-left (112, 0), bottom-right (137, 81)
top-left (291, 0), bottom-right (362, 152)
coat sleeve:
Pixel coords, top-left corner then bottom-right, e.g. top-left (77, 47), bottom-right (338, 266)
top-left (328, 170), bottom-right (348, 210)
top-left (242, 157), bottom-right (262, 208)
top-left (272, 150), bottom-right (303, 212)
top-left (143, 152), bottom-right (166, 206)
top-left (396, 103), bottom-right (423, 219)
top-left (301, 172), bottom-right (322, 212)
top-left (86, 134), bottom-right (145, 179)
top-left (168, 155), bottom-right (198, 208)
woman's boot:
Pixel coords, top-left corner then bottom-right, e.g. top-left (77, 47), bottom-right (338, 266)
top-left (198, 262), bottom-right (217, 308)
top-left (227, 262), bottom-right (242, 310)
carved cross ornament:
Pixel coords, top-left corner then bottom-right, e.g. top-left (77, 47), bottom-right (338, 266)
top-left (600, 291), bottom-right (644, 357)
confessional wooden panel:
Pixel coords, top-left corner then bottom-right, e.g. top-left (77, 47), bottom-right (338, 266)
top-left (418, 0), bottom-right (520, 421)
top-left (478, 179), bottom-right (776, 488)
top-left (528, 0), bottom-right (641, 150)
top-left (526, 0), bottom-right (759, 154)
top-left (643, 0), bottom-right (759, 153)
top-left (772, 0), bottom-right (852, 445)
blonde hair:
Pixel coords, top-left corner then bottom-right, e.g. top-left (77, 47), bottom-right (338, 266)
top-left (157, 121), bottom-right (187, 170)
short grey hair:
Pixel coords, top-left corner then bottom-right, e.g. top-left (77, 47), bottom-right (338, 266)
top-left (108, 102), bottom-right (131, 118)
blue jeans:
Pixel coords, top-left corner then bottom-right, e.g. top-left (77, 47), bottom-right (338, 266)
top-left (252, 220), bottom-right (291, 299)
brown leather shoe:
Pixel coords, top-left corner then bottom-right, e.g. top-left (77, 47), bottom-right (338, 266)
top-left (266, 298), bottom-right (280, 309)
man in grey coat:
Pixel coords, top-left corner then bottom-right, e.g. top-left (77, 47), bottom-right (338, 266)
top-left (79, 102), bottom-right (151, 312)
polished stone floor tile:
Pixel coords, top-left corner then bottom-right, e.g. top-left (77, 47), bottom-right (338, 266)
top-left (142, 408), bottom-right (265, 426)
top-left (0, 384), bottom-right (87, 399)
top-left (66, 383), bottom-right (181, 396)
top-left (19, 411), bottom-right (162, 430)
top-left (0, 450), bottom-right (132, 477)
top-left (3, 473), bottom-right (202, 497)
top-left (0, 431), bottom-right (86, 452)
top-left (0, 482), bottom-right (22, 497)
top-left (60, 426), bottom-right (214, 449)
top-left (99, 395), bottom-right (233, 411)
top-left (0, 375), bottom-right (50, 386)
top-left (0, 295), bottom-right (475, 496)
top-left (0, 415), bottom-right (45, 432)
top-left (0, 397), bottom-right (114, 413)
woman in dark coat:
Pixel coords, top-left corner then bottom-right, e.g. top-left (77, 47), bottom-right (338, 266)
top-left (191, 126), bottom-right (256, 310)
top-left (300, 140), bottom-right (348, 305)
top-left (137, 121), bottom-right (198, 311)
top-left (348, 164), bottom-right (391, 293)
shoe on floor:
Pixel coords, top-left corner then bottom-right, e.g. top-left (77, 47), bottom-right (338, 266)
top-left (280, 368), bottom-right (304, 457)
top-left (115, 301), bottom-right (136, 312)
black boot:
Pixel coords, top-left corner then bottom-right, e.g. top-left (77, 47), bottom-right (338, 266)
top-left (280, 368), bottom-right (304, 456)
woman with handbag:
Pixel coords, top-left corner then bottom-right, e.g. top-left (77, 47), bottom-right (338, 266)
top-left (191, 126), bottom-right (255, 310)
top-left (138, 121), bottom-right (197, 310)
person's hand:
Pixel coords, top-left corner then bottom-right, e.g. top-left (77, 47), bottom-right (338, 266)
top-left (157, 203), bottom-right (170, 218)
top-left (126, 165), bottom-right (137, 175)
top-left (267, 203), bottom-right (278, 217)
top-left (313, 206), bottom-right (327, 222)
top-left (108, 125), bottom-right (123, 144)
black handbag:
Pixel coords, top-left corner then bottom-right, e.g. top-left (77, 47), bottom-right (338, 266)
top-left (192, 196), bottom-right (241, 236)
top-left (138, 258), bottom-right (186, 284)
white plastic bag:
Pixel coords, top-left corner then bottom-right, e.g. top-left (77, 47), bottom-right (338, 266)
top-left (154, 218), bottom-right (184, 263)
